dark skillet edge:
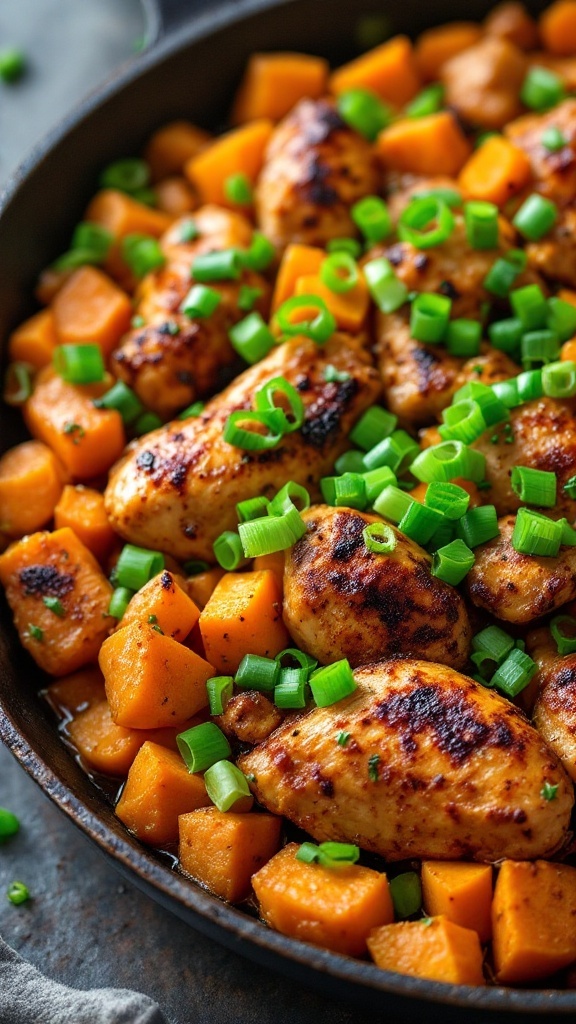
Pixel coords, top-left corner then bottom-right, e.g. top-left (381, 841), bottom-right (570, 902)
top-left (0, 0), bottom-right (574, 1015)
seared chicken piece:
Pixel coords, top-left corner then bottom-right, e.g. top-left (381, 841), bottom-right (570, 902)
top-left (441, 36), bottom-right (527, 129)
top-left (484, 2), bottom-right (539, 50)
top-left (111, 207), bottom-right (270, 418)
top-left (255, 99), bottom-right (379, 251)
top-left (467, 514), bottom-right (576, 623)
top-left (105, 334), bottom-right (381, 561)
top-left (471, 398), bottom-right (576, 518)
top-left (527, 625), bottom-right (576, 781)
top-left (240, 658), bottom-right (573, 861)
top-left (283, 505), bottom-right (471, 669)
top-left (216, 691), bottom-right (283, 746)
top-left (505, 101), bottom-right (576, 287)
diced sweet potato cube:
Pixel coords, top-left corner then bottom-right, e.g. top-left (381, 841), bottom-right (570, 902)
top-left (252, 551), bottom-right (285, 584)
top-left (0, 527), bottom-right (113, 676)
top-left (118, 569), bottom-right (199, 642)
top-left (52, 265), bottom-right (132, 360)
top-left (179, 806), bottom-right (282, 902)
top-left (184, 568), bottom-right (226, 611)
top-left (367, 917), bottom-right (485, 985)
top-left (376, 111), bottom-right (472, 177)
top-left (252, 842), bottom-right (394, 956)
top-left (295, 272), bottom-right (370, 333)
top-left (199, 570), bottom-right (289, 674)
top-left (330, 36), bottom-right (421, 107)
top-left (43, 666), bottom-right (106, 717)
top-left (84, 189), bottom-right (171, 240)
top-left (492, 860), bottom-right (576, 983)
top-left (8, 308), bottom-right (58, 369)
top-left (154, 176), bottom-right (197, 216)
top-left (67, 702), bottom-right (186, 776)
top-left (184, 120), bottom-right (274, 208)
top-left (54, 485), bottom-right (117, 562)
top-left (231, 52), bottom-right (329, 124)
top-left (415, 22), bottom-right (483, 81)
top-left (422, 861), bottom-right (493, 942)
top-left (144, 121), bottom-right (212, 180)
top-left (0, 440), bottom-right (66, 538)
top-left (24, 367), bottom-right (125, 480)
top-left (271, 243), bottom-right (325, 312)
top-left (116, 741), bottom-right (212, 845)
top-left (99, 620), bottom-right (212, 728)
top-left (458, 135), bottom-right (532, 206)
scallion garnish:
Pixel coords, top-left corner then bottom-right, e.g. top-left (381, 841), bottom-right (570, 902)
top-left (122, 233), bottom-right (166, 277)
top-left (53, 344), bottom-right (105, 385)
top-left (206, 676), bottom-right (234, 716)
top-left (390, 872), bottom-right (422, 919)
top-left (431, 539), bottom-right (475, 585)
top-left (511, 508), bottom-right (563, 557)
top-left (115, 544), bottom-right (165, 591)
top-left (550, 614), bottom-right (576, 655)
top-left (511, 466), bottom-right (557, 507)
top-left (203, 760), bottom-right (253, 813)
top-left (362, 521), bottom-right (397, 554)
top-left (107, 587), bottom-right (134, 620)
top-left (177, 721), bottom-right (231, 773)
top-left (309, 659), bottom-right (356, 708)
top-left (351, 195), bottom-right (392, 243)
top-left (213, 530), bottom-right (245, 570)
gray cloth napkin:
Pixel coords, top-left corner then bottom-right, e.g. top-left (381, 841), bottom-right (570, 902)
top-left (0, 937), bottom-right (169, 1024)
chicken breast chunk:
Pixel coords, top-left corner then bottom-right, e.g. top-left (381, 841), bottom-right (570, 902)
top-left (240, 659), bottom-right (572, 862)
top-left (105, 334), bottom-right (381, 561)
top-left (255, 99), bottom-right (379, 251)
top-left (283, 505), bottom-right (471, 669)
top-left (441, 36), bottom-right (527, 129)
top-left (527, 625), bottom-right (576, 781)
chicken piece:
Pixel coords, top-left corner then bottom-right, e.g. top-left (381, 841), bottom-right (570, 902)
top-left (240, 658), bottom-right (573, 862)
top-left (105, 334), bottom-right (381, 562)
top-left (526, 625), bottom-right (576, 781)
top-left (385, 176), bottom-right (462, 223)
top-left (484, 2), bottom-right (540, 49)
top-left (471, 398), bottom-right (576, 518)
top-left (111, 207), bottom-right (270, 419)
top-left (255, 98), bottom-right (379, 252)
top-left (216, 691), bottom-right (283, 746)
top-left (441, 36), bottom-right (527, 130)
top-left (283, 505), bottom-right (471, 669)
top-left (467, 514), bottom-right (576, 624)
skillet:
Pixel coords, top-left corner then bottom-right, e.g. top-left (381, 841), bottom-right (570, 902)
top-left (0, 0), bottom-right (575, 1018)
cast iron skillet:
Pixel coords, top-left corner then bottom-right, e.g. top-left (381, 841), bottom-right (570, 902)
top-left (0, 0), bottom-right (574, 1018)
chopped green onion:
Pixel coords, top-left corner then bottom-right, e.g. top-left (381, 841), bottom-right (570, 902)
top-left (363, 256), bottom-right (409, 313)
top-left (3, 362), bottom-right (33, 406)
top-left (0, 808), bottom-right (20, 843)
top-left (178, 218), bottom-right (199, 243)
top-left (490, 648), bottom-right (537, 697)
top-left (177, 721), bottom-right (231, 773)
top-left (320, 252), bottom-right (359, 294)
top-left (548, 297), bottom-right (576, 342)
top-left (238, 285), bottom-right (263, 312)
top-left (53, 344), bottom-right (105, 385)
top-left (235, 654), bottom-right (279, 692)
top-left (6, 881), bottom-right (30, 905)
top-left (362, 521), bottom-right (397, 554)
top-left (324, 364), bottom-right (351, 384)
top-left (399, 501), bottom-right (445, 545)
top-left (115, 544), bottom-right (165, 591)
top-left (560, 517), bottom-right (576, 545)
top-left (483, 250), bottom-right (525, 297)
top-left (512, 508), bottom-right (563, 557)
top-left (0, 49), bottom-right (26, 83)
top-left (223, 409), bottom-right (283, 450)
top-left (521, 65), bottom-right (565, 112)
top-left (336, 730), bottom-right (351, 746)
top-left (513, 193), bottom-right (558, 241)
top-left (390, 872), bottom-right (422, 919)
top-left (516, 369), bottom-right (544, 403)
top-left (42, 596), bottom-right (65, 617)
top-left (511, 284), bottom-right (549, 331)
top-left (309, 658), bottom-right (356, 707)
top-left (204, 760), bottom-right (253, 812)
top-left (230, 312), bottom-right (279, 364)
top-left (180, 284), bottom-right (221, 318)
top-left (511, 465), bottom-right (557, 507)
top-left (541, 781), bottom-right (559, 800)
top-left (372, 484), bottom-right (414, 523)
top-left (488, 317), bottom-right (523, 357)
top-left (295, 841), bottom-right (360, 867)
top-left (425, 481), bottom-right (470, 520)
top-left (550, 614), bottom-right (576, 655)
top-left (439, 399), bottom-right (487, 445)
top-left (192, 249), bottom-right (243, 282)
top-left (238, 501), bottom-right (306, 557)
top-left (564, 475), bottom-right (576, 498)
top-left (425, 518), bottom-right (455, 554)
top-left (432, 538), bottom-right (475, 585)
top-left (337, 87), bottom-right (392, 140)
top-left (183, 560), bottom-right (210, 576)
top-left (254, 375), bottom-right (305, 433)
top-left (327, 237), bottom-right (363, 258)
top-left (275, 648), bottom-right (317, 673)
top-left (178, 401), bottom-right (205, 419)
top-left (133, 411), bottom-right (162, 435)
top-left (491, 378), bottom-right (521, 409)
top-left (268, 481), bottom-right (310, 516)
top-left (274, 669), bottom-right (309, 709)
top-left (464, 201), bottom-right (499, 250)
top-left (472, 624), bottom-right (515, 672)
top-left (243, 232), bottom-right (276, 272)
top-left (411, 440), bottom-right (486, 484)
top-left (213, 530), bottom-right (245, 570)
top-left (350, 405), bottom-right (397, 451)
top-left (236, 496), bottom-right (270, 523)
top-left (542, 125), bottom-right (568, 152)
top-left (410, 292), bottom-right (451, 343)
top-left (335, 450), bottom-right (366, 474)
top-left (445, 319), bottom-right (481, 357)
top-left (398, 197), bottom-right (455, 250)
top-left (275, 295), bottom-right (336, 344)
top-left (100, 158), bottom-right (150, 194)
top-left (411, 187), bottom-right (462, 209)
top-left (542, 359), bottom-right (576, 398)
top-left (521, 329), bottom-right (561, 370)
top-left (224, 172), bottom-right (253, 205)
top-left (362, 429), bottom-right (419, 475)
top-left (368, 753), bottom-right (381, 781)
top-left (206, 676), bottom-right (234, 716)
top-left (122, 233), bottom-right (165, 277)
top-left (405, 83), bottom-right (444, 118)
top-left (321, 472), bottom-right (367, 510)
top-left (362, 465), bottom-right (397, 504)
top-left (351, 195), bottom-right (392, 243)
top-left (451, 382), bottom-right (508, 426)
top-left (93, 381), bottom-right (144, 424)
top-left (107, 587), bottom-right (134, 620)
top-left (456, 505), bottom-right (499, 548)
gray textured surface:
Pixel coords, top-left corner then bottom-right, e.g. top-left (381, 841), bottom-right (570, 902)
top-left (0, 3), bottom-right (390, 1022)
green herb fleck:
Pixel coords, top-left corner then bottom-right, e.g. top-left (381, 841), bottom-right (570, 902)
top-left (324, 365), bottom-right (351, 384)
top-left (151, 624), bottom-right (164, 635)
top-left (43, 596), bottom-right (65, 617)
top-left (131, 314), bottom-right (145, 329)
top-left (6, 881), bottom-right (30, 905)
top-left (336, 730), bottom-right (351, 747)
top-left (63, 421), bottom-right (85, 445)
top-left (27, 623), bottom-right (43, 642)
top-left (368, 753), bottom-right (380, 782)
top-left (148, 614), bottom-right (158, 625)
top-left (179, 219), bottom-right (199, 243)
top-left (421, 916), bottom-right (433, 927)
top-left (541, 781), bottom-right (559, 801)
top-left (0, 808), bottom-right (20, 843)
top-left (472, 365), bottom-right (483, 375)
top-left (0, 49), bottom-right (26, 83)
top-left (238, 285), bottom-right (263, 312)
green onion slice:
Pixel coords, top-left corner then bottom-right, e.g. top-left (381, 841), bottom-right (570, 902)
top-left (254, 376), bottom-right (305, 434)
top-left (309, 659), bottom-right (357, 707)
top-left (550, 614), bottom-right (576, 655)
top-left (398, 197), bottom-right (455, 250)
top-left (177, 721), bottom-right (231, 773)
top-left (213, 530), bottom-right (245, 571)
top-left (275, 294), bottom-right (336, 345)
top-left (115, 544), bottom-right (164, 591)
top-left (511, 466), bottom-right (557, 507)
top-left (53, 344), bottom-right (105, 385)
top-left (206, 676), bottom-right (234, 716)
top-left (362, 521), bottom-right (397, 554)
top-left (235, 654), bottom-right (279, 692)
top-left (203, 760), bottom-right (254, 813)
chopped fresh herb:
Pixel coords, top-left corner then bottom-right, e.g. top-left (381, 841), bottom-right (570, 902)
top-left (324, 365), bottom-right (351, 383)
top-left (541, 125), bottom-right (568, 153)
top-left (421, 917), bottom-right (433, 927)
top-left (336, 730), bottom-right (351, 746)
top-left (238, 285), bottom-right (263, 312)
top-left (151, 624), bottom-right (164, 635)
top-left (541, 781), bottom-right (559, 801)
top-left (42, 596), bottom-right (65, 617)
top-left (368, 753), bottom-right (380, 781)
top-left (472, 365), bottom-right (483, 375)
top-left (179, 219), bottom-right (199, 243)
top-left (564, 474), bottom-right (576, 499)
top-left (6, 881), bottom-right (30, 905)
top-left (131, 314), bottom-right (145, 329)
top-left (0, 49), bottom-right (26, 83)
top-left (27, 624), bottom-right (43, 642)
top-left (62, 422), bottom-right (85, 444)
top-left (245, 773), bottom-right (256, 784)
top-left (0, 808), bottom-right (20, 843)
top-left (159, 320), bottom-right (180, 336)
top-left (148, 614), bottom-right (158, 624)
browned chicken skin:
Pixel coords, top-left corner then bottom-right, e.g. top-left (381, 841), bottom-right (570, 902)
top-left (441, 36), bottom-right (527, 130)
top-left (216, 690), bottom-right (283, 746)
top-left (468, 514), bottom-right (576, 623)
top-left (255, 98), bottom-right (379, 251)
top-left (104, 334), bottom-right (381, 561)
top-left (240, 659), bottom-right (573, 862)
top-left (283, 505), bottom-right (471, 669)
top-left (527, 625), bottom-right (576, 781)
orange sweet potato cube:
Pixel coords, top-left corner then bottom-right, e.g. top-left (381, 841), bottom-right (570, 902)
top-left (367, 917), bottom-right (485, 985)
top-left (54, 485), bottom-right (117, 563)
top-left (118, 569), bottom-right (200, 642)
top-left (0, 527), bottom-right (114, 676)
top-left (252, 842), bottom-right (394, 956)
top-left (330, 35), bottom-right (421, 107)
top-left (231, 52), bottom-right (329, 124)
top-left (144, 120), bottom-right (211, 180)
top-left (422, 861), bottom-right (493, 943)
top-left (179, 806), bottom-right (282, 902)
top-left (52, 265), bottom-right (132, 360)
top-left (8, 308), bottom-right (58, 369)
top-left (184, 567), bottom-right (226, 611)
top-left (99, 620), bottom-right (212, 728)
top-left (492, 860), bottom-right (576, 983)
top-left (184, 120), bottom-right (274, 208)
top-left (116, 741), bottom-right (212, 845)
top-left (44, 666), bottom-right (106, 718)
top-left (198, 570), bottom-right (289, 674)
top-left (0, 440), bottom-right (66, 538)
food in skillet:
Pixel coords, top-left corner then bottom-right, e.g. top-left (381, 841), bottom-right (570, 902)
top-left (4, 0), bottom-right (576, 990)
